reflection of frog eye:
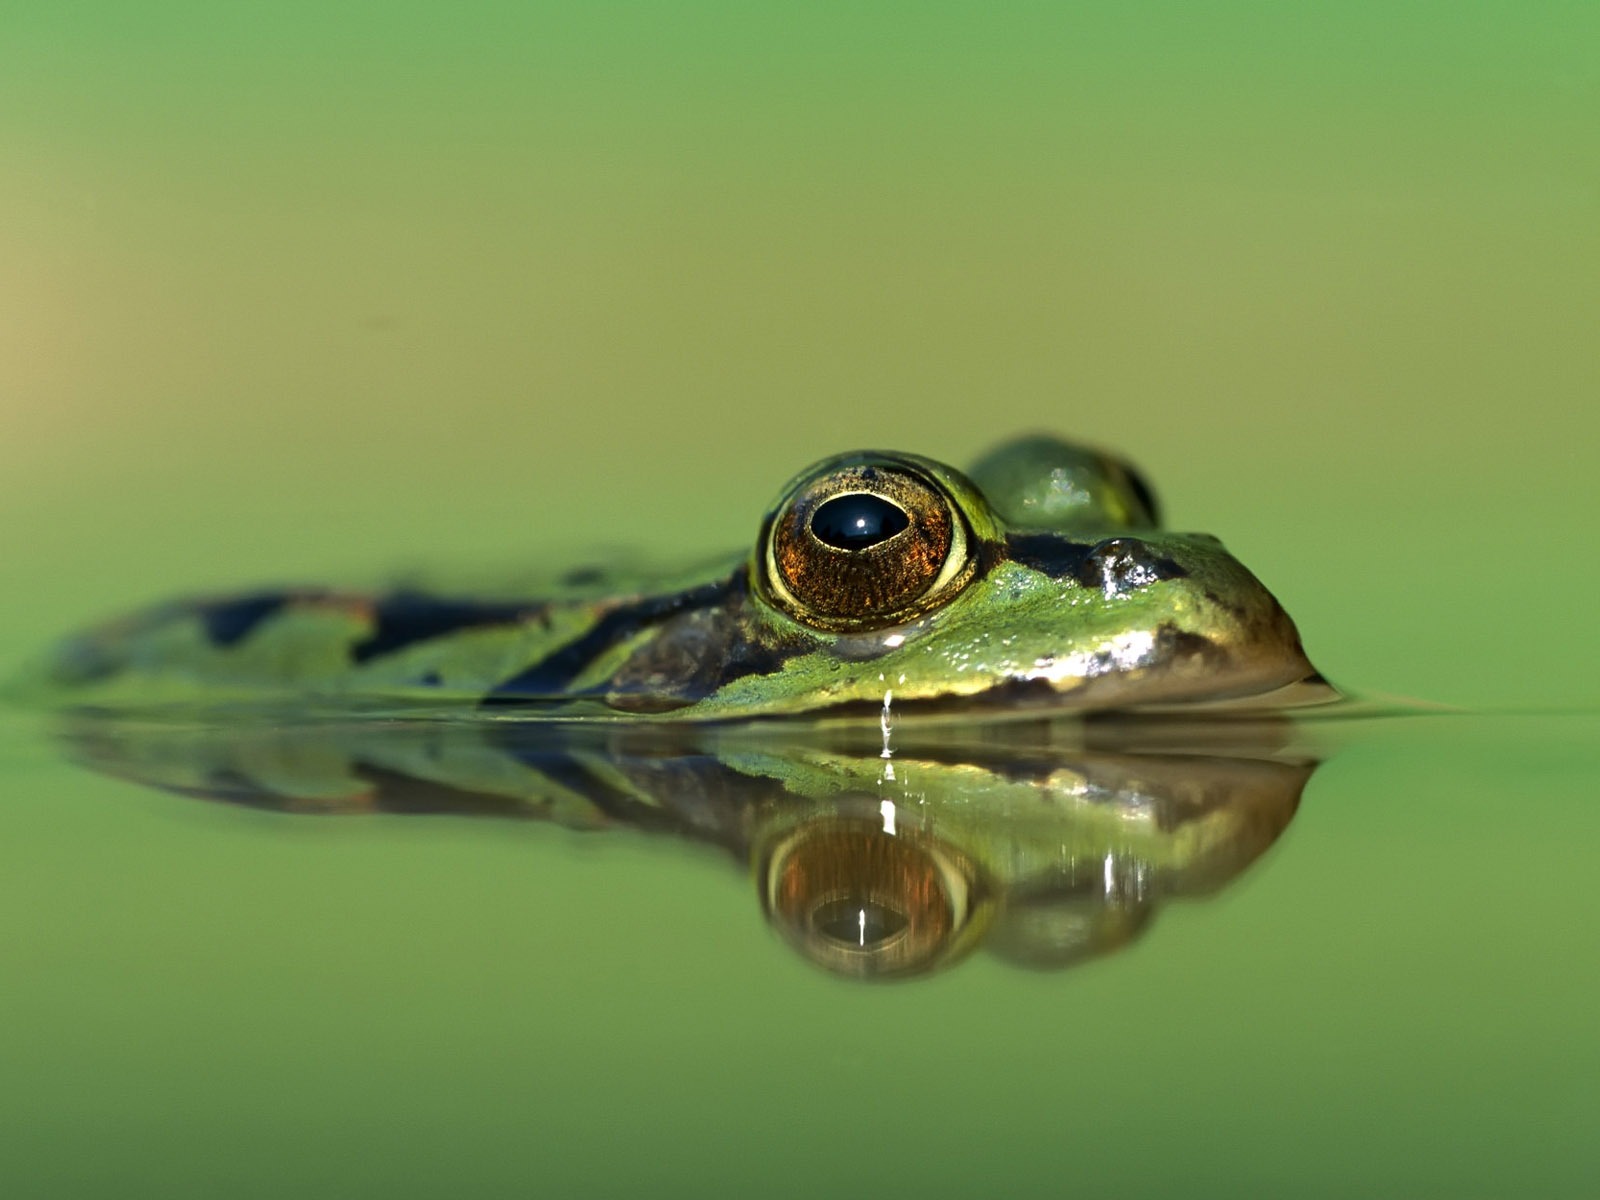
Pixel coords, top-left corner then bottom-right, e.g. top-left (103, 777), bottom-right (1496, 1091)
top-left (760, 458), bottom-right (978, 631)
top-left (760, 820), bottom-right (986, 980)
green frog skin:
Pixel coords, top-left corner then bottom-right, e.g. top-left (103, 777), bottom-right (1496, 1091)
top-left (23, 435), bottom-right (1327, 721)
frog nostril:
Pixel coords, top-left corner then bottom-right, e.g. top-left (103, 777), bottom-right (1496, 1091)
top-left (1075, 538), bottom-right (1187, 596)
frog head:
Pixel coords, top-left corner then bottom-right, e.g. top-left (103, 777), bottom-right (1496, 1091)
top-left (671, 435), bottom-right (1326, 719)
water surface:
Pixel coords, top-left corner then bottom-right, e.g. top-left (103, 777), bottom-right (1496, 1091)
top-left (2, 706), bottom-right (1594, 1196)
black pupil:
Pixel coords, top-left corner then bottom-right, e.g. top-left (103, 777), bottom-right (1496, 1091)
top-left (810, 493), bottom-right (910, 551)
top-left (812, 898), bottom-right (909, 947)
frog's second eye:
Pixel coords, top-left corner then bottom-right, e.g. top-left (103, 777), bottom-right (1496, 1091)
top-left (761, 460), bottom-right (977, 631)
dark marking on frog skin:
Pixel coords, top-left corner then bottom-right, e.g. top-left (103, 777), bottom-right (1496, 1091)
top-left (1151, 622), bottom-right (1222, 665)
top-left (1074, 539), bottom-right (1187, 595)
top-left (200, 593), bottom-right (298, 647)
top-left (1004, 535), bottom-right (1187, 595)
top-left (1005, 534), bottom-right (1094, 579)
top-left (195, 589), bottom-right (548, 664)
top-left (349, 593), bottom-right (540, 664)
top-left (603, 589), bottom-right (815, 713)
top-left (1201, 589), bottom-right (1248, 622)
top-left (482, 573), bottom-right (748, 706)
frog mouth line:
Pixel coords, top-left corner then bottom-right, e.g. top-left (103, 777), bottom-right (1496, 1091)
top-left (780, 669), bottom-right (1339, 726)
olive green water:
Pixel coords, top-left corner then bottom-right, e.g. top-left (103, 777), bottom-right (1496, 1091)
top-left (3, 709), bottom-right (1597, 1197)
top-left (3, 4), bottom-right (1598, 1196)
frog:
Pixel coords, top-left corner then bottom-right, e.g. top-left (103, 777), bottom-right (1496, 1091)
top-left (17, 434), bottom-right (1329, 721)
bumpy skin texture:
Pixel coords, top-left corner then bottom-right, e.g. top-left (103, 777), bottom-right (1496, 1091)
top-left (21, 436), bottom-right (1325, 720)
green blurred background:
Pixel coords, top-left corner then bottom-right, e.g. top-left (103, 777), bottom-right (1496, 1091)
top-left (3, 1), bottom-right (1596, 706)
top-left (2, 6), bottom-right (1598, 1198)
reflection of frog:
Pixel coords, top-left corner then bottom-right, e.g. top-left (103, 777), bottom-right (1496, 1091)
top-left (58, 715), bottom-right (1316, 980)
top-left (23, 435), bottom-right (1329, 719)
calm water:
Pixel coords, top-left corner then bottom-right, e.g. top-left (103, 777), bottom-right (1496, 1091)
top-left (5, 4), bottom-right (1596, 1196)
top-left (1, 704), bottom-right (1594, 1197)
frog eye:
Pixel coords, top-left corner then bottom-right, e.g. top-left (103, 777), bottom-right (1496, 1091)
top-left (760, 457), bottom-right (978, 631)
top-left (760, 821), bottom-right (984, 980)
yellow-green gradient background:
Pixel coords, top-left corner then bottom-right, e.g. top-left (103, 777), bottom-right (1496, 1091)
top-left (3, 6), bottom-right (1598, 1198)
top-left (3, 2), bottom-right (1596, 707)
